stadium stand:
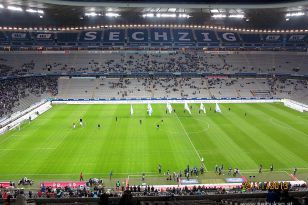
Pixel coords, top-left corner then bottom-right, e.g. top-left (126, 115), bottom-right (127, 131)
top-left (0, 77), bottom-right (57, 118)
top-left (54, 77), bottom-right (307, 101)
top-left (1, 47), bottom-right (308, 118)
top-left (0, 29), bottom-right (307, 49)
top-left (1, 27), bottom-right (308, 205)
top-left (0, 51), bottom-right (308, 75)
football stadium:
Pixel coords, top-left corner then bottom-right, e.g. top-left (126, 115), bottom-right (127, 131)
top-left (0, 0), bottom-right (308, 204)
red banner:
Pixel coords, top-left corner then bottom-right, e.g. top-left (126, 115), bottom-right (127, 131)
top-left (40, 181), bottom-right (86, 189)
top-left (0, 182), bottom-right (12, 188)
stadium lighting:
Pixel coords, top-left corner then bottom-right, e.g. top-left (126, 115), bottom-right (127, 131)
top-left (26, 8), bottom-right (44, 14)
top-left (178, 14), bottom-right (191, 18)
top-left (7, 6), bottom-right (23, 12)
top-left (107, 8), bottom-right (115, 12)
top-left (85, 12), bottom-right (98, 17)
top-left (0, 4), bottom-right (4, 9)
top-left (26, 8), bottom-right (36, 13)
top-left (168, 8), bottom-right (177, 12)
top-left (210, 9), bottom-right (219, 13)
top-left (286, 12), bottom-right (305, 17)
top-left (156, 13), bottom-right (176, 18)
top-left (212, 14), bottom-right (226, 18)
top-left (142, 13), bottom-right (154, 18)
top-left (229, 14), bottom-right (245, 19)
top-left (106, 12), bottom-right (120, 17)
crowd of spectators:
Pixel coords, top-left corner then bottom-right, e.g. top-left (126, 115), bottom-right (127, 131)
top-left (0, 50), bottom-right (307, 76)
top-left (0, 50), bottom-right (308, 118)
top-left (1, 75), bottom-right (307, 119)
top-left (103, 76), bottom-right (308, 100)
top-left (0, 182), bottom-right (307, 205)
top-left (0, 77), bottom-right (58, 118)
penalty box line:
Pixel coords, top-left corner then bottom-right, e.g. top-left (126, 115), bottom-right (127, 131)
top-left (174, 112), bottom-right (208, 172)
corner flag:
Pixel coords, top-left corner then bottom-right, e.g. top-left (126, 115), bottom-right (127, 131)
top-left (147, 103), bottom-right (153, 116)
top-left (166, 102), bottom-right (173, 114)
top-left (184, 102), bottom-right (191, 114)
top-left (200, 103), bottom-right (206, 113)
top-left (215, 103), bottom-right (221, 113)
top-left (130, 104), bottom-right (134, 116)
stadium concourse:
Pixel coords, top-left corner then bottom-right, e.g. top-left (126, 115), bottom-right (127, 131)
top-left (1, 27), bottom-right (308, 204)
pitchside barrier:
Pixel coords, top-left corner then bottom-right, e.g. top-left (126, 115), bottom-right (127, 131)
top-left (1, 97), bottom-right (307, 135)
top-left (282, 99), bottom-right (308, 112)
top-left (51, 98), bottom-right (281, 105)
top-left (0, 100), bottom-right (52, 135)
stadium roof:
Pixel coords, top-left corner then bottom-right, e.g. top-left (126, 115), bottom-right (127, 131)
top-left (0, 0), bottom-right (307, 29)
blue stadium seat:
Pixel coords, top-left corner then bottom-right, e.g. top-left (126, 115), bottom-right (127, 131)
top-left (194, 30), bottom-right (219, 47)
top-left (7, 32), bottom-right (31, 41)
top-left (57, 32), bottom-right (79, 45)
top-left (262, 34), bottom-right (283, 43)
top-left (78, 31), bottom-right (102, 46)
top-left (0, 28), bottom-right (306, 50)
top-left (127, 29), bottom-right (148, 43)
top-left (285, 34), bottom-right (308, 49)
top-left (173, 29), bottom-right (195, 47)
top-left (150, 28), bottom-right (172, 46)
top-left (32, 32), bottom-right (55, 46)
top-left (6, 31), bottom-right (32, 46)
top-left (261, 34), bottom-right (283, 48)
top-left (0, 31), bottom-right (9, 45)
top-left (79, 31), bottom-right (102, 42)
top-left (217, 32), bottom-right (240, 43)
top-left (102, 29), bottom-right (125, 46)
top-left (286, 34), bottom-right (308, 43)
top-left (127, 29), bottom-right (149, 47)
top-left (240, 34), bottom-right (261, 43)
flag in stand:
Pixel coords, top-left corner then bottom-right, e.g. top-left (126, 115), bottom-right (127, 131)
top-left (215, 103), bottom-right (221, 113)
top-left (166, 102), bottom-right (173, 114)
top-left (184, 102), bottom-right (191, 114)
top-left (147, 103), bottom-right (153, 116)
top-left (200, 103), bottom-right (206, 113)
top-left (130, 104), bottom-right (134, 116)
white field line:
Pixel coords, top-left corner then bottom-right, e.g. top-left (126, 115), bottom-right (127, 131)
top-left (174, 113), bottom-right (208, 172)
top-left (2, 168), bottom-right (308, 177)
top-left (0, 134), bottom-right (21, 146)
top-left (128, 174), bottom-right (161, 177)
top-left (0, 148), bottom-right (56, 151)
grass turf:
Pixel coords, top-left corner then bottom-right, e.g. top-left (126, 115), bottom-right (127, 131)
top-left (0, 103), bottom-right (307, 184)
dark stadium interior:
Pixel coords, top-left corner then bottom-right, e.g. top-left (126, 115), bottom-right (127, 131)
top-left (0, 0), bottom-right (308, 205)
top-left (0, 0), bottom-right (307, 28)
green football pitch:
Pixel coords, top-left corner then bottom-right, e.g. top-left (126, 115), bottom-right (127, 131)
top-left (0, 103), bottom-right (308, 185)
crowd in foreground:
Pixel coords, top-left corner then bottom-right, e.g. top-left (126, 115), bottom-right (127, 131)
top-left (0, 181), bottom-right (307, 205)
